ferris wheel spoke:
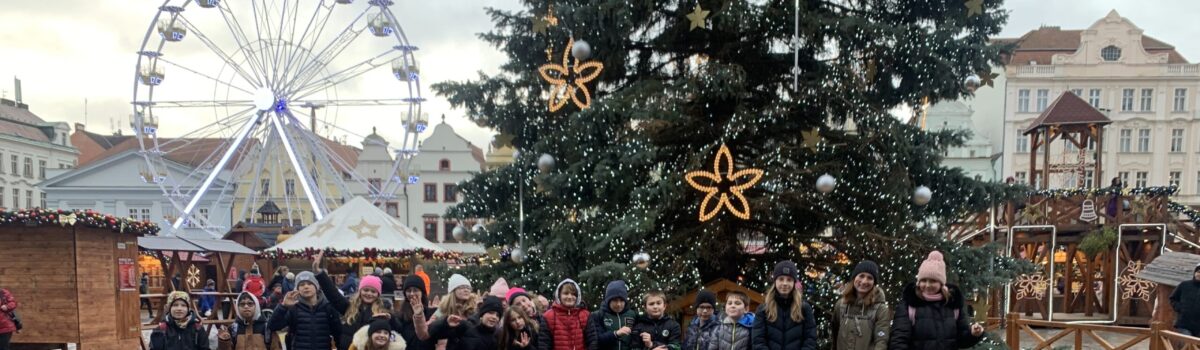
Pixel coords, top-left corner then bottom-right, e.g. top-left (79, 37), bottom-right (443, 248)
top-left (270, 112), bottom-right (327, 219)
top-left (288, 49), bottom-right (402, 99)
top-left (155, 57), bottom-right (256, 96)
top-left (286, 121), bottom-right (360, 204)
top-left (278, 1), bottom-right (334, 92)
top-left (172, 110), bottom-right (265, 229)
top-left (172, 15), bottom-right (264, 88)
top-left (133, 100), bottom-right (256, 108)
top-left (250, 0), bottom-right (279, 88)
top-left (280, 5), bottom-right (372, 92)
top-left (153, 113), bottom-right (255, 152)
top-left (216, 2), bottom-right (270, 85)
top-left (290, 98), bottom-right (416, 107)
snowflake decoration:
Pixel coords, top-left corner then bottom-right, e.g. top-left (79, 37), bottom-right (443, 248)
top-left (186, 264), bottom-right (201, 289)
top-left (1014, 273), bottom-right (1048, 300)
top-left (1118, 261), bottom-right (1155, 302)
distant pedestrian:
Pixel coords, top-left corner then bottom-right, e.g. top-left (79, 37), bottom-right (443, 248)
top-left (140, 273), bottom-right (155, 318)
top-left (0, 287), bottom-right (19, 350)
top-left (1170, 263), bottom-right (1200, 336)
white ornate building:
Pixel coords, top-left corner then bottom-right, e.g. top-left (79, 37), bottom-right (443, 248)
top-left (394, 120), bottom-right (486, 253)
top-left (0, 96), bottom-right (77, 211)
top-left (927, 101), bottom-right (998, 181)
top-left (999, 11), bottom-right (1200, 206)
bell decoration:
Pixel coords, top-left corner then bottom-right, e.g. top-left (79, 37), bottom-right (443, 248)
top-left (1079, 199), bottom-right (1098, 222)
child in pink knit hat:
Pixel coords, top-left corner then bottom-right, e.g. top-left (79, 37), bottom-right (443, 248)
top-left (490, 277), bottom-right (510, 300)
top-left (888, 251), bottom-right (985, 350)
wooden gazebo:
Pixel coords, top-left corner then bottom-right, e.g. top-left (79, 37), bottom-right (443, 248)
top-left (1024, 91), bottom-right (1111, 190)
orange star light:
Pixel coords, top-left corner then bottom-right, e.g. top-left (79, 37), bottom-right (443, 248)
top-left (538, 38), bottom-right (604, 112)
top-left (685, 144), bottom-right (764, 222)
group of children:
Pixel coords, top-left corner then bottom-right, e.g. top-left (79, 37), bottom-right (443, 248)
top-left (149, 250), bottom-right (988, 350)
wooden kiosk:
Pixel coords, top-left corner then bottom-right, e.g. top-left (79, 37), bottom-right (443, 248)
top-left (0, 209), bottom-right (157, 350)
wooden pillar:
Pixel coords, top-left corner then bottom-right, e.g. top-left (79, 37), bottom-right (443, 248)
top-left (1029, 129), bottom-right (1039, 189)
top-left (1006, 312), bottom-right (1019, 350)
top-left (1093, 125), bottom-right (1104, 185)
top-left (1151, 320), bottom-right (1166, 350)
top-left (1042, 128), bottom-right (1052, 190)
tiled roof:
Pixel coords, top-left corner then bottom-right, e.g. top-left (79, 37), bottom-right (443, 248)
top-left (0, 103), bottom-right (51, 143)
top-left (1001, 27), bottom-right (1188, 65)
top-left (1023, 91), bottom-right (1111, 134)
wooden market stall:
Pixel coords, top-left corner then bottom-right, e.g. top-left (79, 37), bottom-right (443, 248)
top-left (670, 279), bottom-right (764, 335)
top-left (1137, 251), bottom-right (1200, 326)
top-left (136, 235), bottom-right (257, 327)
top-left (0, 209), bottom-right (156, 350)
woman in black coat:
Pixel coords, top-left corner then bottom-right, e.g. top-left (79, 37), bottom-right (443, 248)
top-left (397, 275), bottom-right (435, 350)
top-left (888, 251), bottom-right (985, 350)
top-left (751, 261), bottom-right (816, 350)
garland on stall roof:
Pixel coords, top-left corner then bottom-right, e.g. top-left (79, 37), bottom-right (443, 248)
top-left (1028, 185), bottom-right (1179, 198)
top-left (0, 208), bottom-right (160, 235)
top-left (1168, 201), bottom-right (1200, 226)
top-left (259, 247), bottom-right (464, 262)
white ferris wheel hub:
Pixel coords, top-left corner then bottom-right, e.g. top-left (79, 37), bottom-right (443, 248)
top-left (253, 87), bottom-right (275, 111)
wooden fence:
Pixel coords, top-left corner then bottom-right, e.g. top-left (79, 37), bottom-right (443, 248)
top-left (1004, 313), bottom-right (1200, 350)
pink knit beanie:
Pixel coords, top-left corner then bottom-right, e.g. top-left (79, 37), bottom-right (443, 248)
top-left (490, 277), bottom-right (510, 299)
top-left (916, 251), bottom-right (947, 284)
top-left (359, 275), bottom-right (383, 293)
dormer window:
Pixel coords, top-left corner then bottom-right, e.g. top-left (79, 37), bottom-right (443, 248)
top-left (1101, 45), bottom-right (1121, 61)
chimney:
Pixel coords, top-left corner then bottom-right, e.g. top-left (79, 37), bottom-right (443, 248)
top-left (13, 77), bottom-right (21, 104)
top-left (75, 123), bottom-right (86, 132)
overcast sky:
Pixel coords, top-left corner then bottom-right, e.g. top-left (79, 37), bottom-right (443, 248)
top-left (1, 0), bottom-right (1197, 153)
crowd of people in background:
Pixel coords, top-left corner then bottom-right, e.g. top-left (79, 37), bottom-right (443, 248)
top-left (130, 250), bottom-right (994, 350)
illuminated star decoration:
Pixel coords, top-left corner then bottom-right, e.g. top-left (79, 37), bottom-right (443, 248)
top-left (801, 128), bottom-right (822, 152)
top-left (532, 6), bottom-right (558, 34)
top-left (538, 38), bottom-right (605, 112)
top-left (965, 0), bottom-right (983, 17)
top-left (686, 4), bottom-right (711, 31)
top-left (979, 71), bottom-right (999, 88)
top-left (349, 218), bottom-right (380, 239)
top-left (684, 144), bottom-right (765, 222)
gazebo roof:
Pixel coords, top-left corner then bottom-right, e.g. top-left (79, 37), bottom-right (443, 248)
top-left (257, 201), bottom-right (281, 215)
top-left (1023, 91), bottom-right (1111, 135)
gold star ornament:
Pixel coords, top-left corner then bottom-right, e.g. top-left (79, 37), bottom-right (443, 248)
top-left (965, 0), bottom-right (983, 17)
top-left (801, 128), bottom-right (822, 152)
top-left (538, 38), bottom-right (604, 111)
top-left (685, 144), bottom-right (764, 222)
top-left (979, 71), bottom-right (999, 88)
top-left (686, 4), bottom-right (710, 31)
top-left (348, 218), bottom-right (380, 239)
top-left (310, 221), bottom-right (335, 238)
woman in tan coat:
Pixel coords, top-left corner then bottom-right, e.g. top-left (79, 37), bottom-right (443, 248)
top-left (834, 260), bottom-right (890, 350)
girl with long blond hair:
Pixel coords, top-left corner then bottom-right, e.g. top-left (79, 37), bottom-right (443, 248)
top-left (311, 252), bottom-right (396, 350)
top-left (750, 260), bottom-right (816, 350)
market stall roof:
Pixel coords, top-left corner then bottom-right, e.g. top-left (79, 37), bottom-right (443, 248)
top-left (1138, 251), bottom-right (1200, 287)
top-left (268, 196), bottom-right (446, 253)
top-left (138, 235), bottom-right (255, 255)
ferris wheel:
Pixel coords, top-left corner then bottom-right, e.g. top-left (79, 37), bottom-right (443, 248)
top-left (131, 0), bottom-right (425, 235)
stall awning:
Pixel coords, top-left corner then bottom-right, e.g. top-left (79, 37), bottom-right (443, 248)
top-left (181, 238), bottom-right (258, 255)
top-left (138, 236), bottom-right (206, 252)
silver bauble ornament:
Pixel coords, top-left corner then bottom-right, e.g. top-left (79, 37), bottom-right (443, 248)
top-left (512, 150), bottom-right (521, 160)
top-left (452, 225), bottom-right (467, 242)
top-left (816, 174), bottom-right (836, 194)
top-left (472, 223), bottom-right (486, 235)
top-left (537, 153), bottom-right (556, 173)
top-left (571, 40), bottom-right (592, 60)
top-left (913, 186), bottom-right (933, 205)
top-left (632, 252), bottom-right (651, 269)
top-left (511, 247), bottom-right (526, 264)
top-left (964, 74), bottom-right (981, 92)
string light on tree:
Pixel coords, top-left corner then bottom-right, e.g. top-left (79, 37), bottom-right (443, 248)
top-left (537, 38), bottom-right (604, 112)
top-left (684, 144), bottom-right (764, 222)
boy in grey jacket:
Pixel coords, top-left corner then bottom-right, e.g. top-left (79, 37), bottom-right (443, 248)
top-left (707, 292), bottom-right (753, 350)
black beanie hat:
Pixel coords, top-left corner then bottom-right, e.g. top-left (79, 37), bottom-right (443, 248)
top-left (368, 318), bottom-right (391, 334)
top-left (477, 295), bottom-right (505, 318)
top-left (851, 260), bottom-right (880, 281)
top-left (403, 274), bottom-right (426, 294)
top-left (1194, 263), bottom-right (1200, 273)
top-left (772, 260), bottom-right (798, 281)
top-left (694, 290), bottom-right (717, 309)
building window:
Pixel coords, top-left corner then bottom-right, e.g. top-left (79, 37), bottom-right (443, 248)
top-left (423, 215), bottom-right (438, 242)
top-left (1070, 88), bottom-right (1082, 97)
top-left (1175, 88), bottom-right (1188, 112)
top-left (1088, 89), bottom-right (1102, 107)
top-left (23, 157), bottom-right (32, 178)
top-left (260, 179), bottom-right (270, 196)
top-left (0, 153), bottom-right (4, 174)
top-left (38, 160), bottom-right (45, 179)
top-left (1118, 172), bottom-right (1130, 187)
top-left (10, 155), bottom-right (16, 175)
top-left (1121, 89), bottom-right (1134, 111)
top-left (1170, 171), bottom-right (1182, 188)
top-left (285, 179), bottom-right (296, 196)
top-left (1015, 172), bottom-right (1026, 184)
top-left (423, 184), bottom-right (437, 202)
top-left (1137, 129), bottom-right (1151, 153)
top-left (443, 220), bottom-right (457, 242)
top-left (1018, 89), bottom-right (1030, 112)
top-left (1140, 88), bottom-right (1154, 111)
top-left (1085, 170), bottom-right (1094, 189)
top-left (386, 202), bottom-right (399, 217)
top-left (39, 192), bottom-right (45, 209)
top-left (1064, 139), bottom-right (1077, 152)
top-left (444, 184), bottom-right (457, 203)
top-left (141, 208), bottom-right (151, 221)
top-left (439, 159), bottom-right (451, 172)
top-left (1135, 171), bottom-right (1148, 188)
top-left (1101, 45), bottom-right (1121, 61)
top-left (12, 189), bottom-right (19, 209)
top-left (1119, 129), bottom-right (1132, 152)
top-left (1172, 129), bottom-right (1184, 152)
top-left (0, 186), bottom-right (5, 207)
top-left (128, 208), bottom-right (138, 219)
top-left (368, 178), bottom-right (382, 191)
top-left (1016, 135), bottom-right (1029, 153)
top-left (199, 208), bottom-right (209, 224)
top-left (1036, 89), bottom-right (1049, 112)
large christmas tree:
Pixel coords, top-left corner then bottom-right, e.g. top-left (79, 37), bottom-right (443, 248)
top-left (433, 0), bottom-right (1027, 333)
